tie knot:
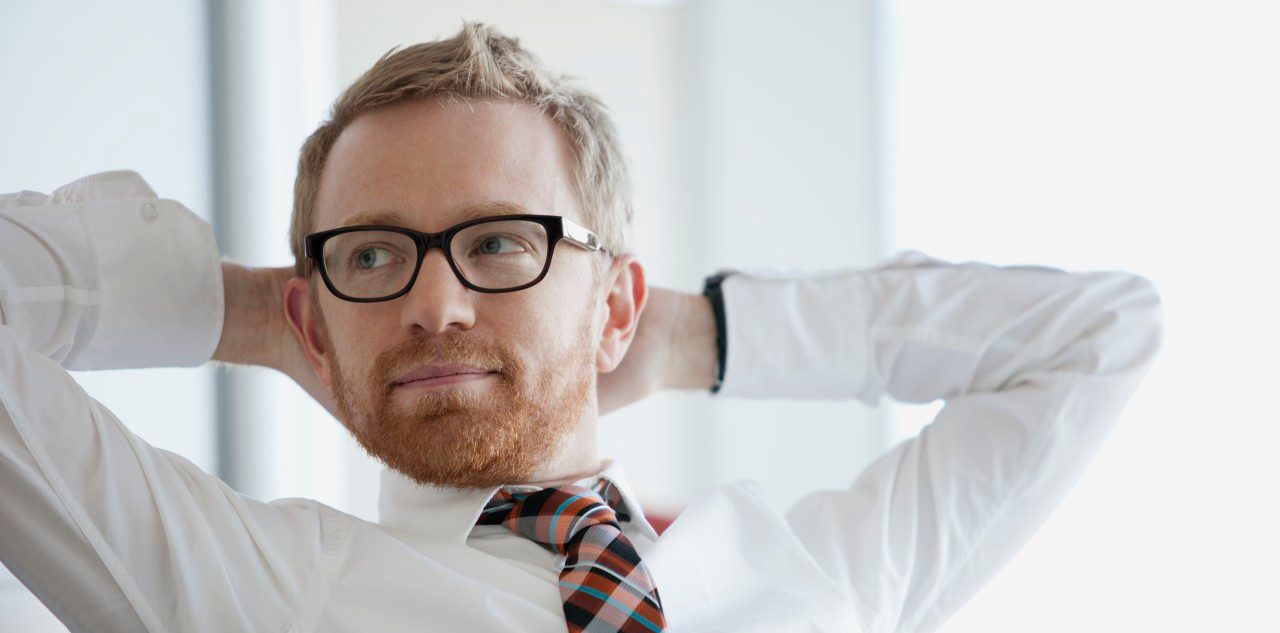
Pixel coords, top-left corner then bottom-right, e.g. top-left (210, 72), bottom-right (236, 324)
top-left (476, 478), bottom-right (630, 554)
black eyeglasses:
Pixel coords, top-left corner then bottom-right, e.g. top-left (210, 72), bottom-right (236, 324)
top-left (304, 213), bottom-right (604, 303)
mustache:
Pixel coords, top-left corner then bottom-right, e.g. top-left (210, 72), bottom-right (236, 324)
top-left (377, 333), bottom-right (513, 387)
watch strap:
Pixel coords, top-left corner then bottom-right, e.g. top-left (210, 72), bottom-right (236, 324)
top-left (701, 271), bottom-right (732, 394)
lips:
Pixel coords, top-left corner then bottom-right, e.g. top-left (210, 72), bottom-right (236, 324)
top-left (392, 364), bottom-right (496, 387)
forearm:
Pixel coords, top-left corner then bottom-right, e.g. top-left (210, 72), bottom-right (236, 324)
top-left (1, 171), bottom-right (221, 370)
top-left (740, 251), bottom-right (1163, 631)
top-left (712, 253), bottom-right (1164, 401)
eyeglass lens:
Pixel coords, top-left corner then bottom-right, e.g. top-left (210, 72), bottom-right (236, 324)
top-left (320, 220), bottom-right (551, 298)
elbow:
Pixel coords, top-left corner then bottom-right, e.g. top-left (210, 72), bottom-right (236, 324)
top-left (1027, 271), bottom-right (1165, 386)
top-left (1069, 272), bottom-right (1165, 383)
top-left (1109, 272), bottom-right (1164, 377)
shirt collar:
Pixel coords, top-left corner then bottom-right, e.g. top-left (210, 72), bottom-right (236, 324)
top-left (377, 457), bottom-right (660, 544)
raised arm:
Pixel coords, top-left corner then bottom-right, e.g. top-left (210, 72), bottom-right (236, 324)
top-left (0, 170), bottom-right (221, 368)
top-left (715, 250), bottom-right (1164, 633)
top-left (0, 171), bottom-right (324, 631)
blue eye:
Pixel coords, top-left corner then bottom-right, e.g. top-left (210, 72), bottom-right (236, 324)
top-left (354, 247), bottom-right (395, 269)
top-left (475, 235), bottom-right (526, 255)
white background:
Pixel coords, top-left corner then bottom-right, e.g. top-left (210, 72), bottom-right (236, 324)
top-left (886, 2), bottom-right (1280, 630)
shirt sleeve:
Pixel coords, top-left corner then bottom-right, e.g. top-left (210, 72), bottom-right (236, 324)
top-left (0, 171), bottom-right (326, 631)
top-left (0, 170), bottom-right (224, 369)
top-left (714, 249), bottom-right (1164, 633)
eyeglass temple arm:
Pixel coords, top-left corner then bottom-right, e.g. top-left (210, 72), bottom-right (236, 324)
top-left (560, 218), bottom-right (604, 252)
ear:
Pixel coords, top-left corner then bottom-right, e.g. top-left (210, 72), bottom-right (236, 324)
top-left (595, 254), bottom-right (648, 373)
top-left (283, 276), bottom-right (335, 391)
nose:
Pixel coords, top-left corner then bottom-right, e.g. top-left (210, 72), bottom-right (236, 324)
top-left (399, 247), bottom-right (476, 335)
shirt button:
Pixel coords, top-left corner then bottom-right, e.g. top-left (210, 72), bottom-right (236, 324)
top-left (141, 202), bottom-right (159, 221)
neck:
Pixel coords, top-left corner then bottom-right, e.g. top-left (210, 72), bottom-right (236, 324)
top-left (517, 400), bottom-right (602, 488)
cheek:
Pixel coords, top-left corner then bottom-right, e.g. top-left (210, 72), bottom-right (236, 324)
top-left (325, 311), bottom-right (390, 373)
top-left (490, 296), bottom-right (578, 362)
top-left (522, 295), bottom-right (599, 360)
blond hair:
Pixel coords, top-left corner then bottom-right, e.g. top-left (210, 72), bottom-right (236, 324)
top-left (290, 21), bottom-right (633, 277)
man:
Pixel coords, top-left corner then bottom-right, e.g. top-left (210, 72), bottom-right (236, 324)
top-left (0, 21), bottom-right (1162, 633)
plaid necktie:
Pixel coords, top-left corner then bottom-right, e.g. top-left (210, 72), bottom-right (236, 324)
top-left (476, 478), bottom-right (667, 632)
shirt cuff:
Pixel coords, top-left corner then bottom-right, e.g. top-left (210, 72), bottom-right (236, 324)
top-left (76, 197), bottom-right (224, 369)
top-left (713, 266), bottom-right (872, 399)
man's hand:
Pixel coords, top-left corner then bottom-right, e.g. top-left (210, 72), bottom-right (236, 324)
top-left (596, 287), bottom-right (718, 415)
top-left (212, 262), bottom-right (338, 419)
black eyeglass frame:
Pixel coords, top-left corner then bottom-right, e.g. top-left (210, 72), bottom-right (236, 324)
top-left (304, 213), bottom-right (605, 303)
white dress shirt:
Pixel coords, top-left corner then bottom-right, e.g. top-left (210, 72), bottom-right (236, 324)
top-left (0, 171), bottom-right (1163, 633)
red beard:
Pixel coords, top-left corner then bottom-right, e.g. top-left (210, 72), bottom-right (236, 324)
top-left (325, 317), bottom-right (594, 491)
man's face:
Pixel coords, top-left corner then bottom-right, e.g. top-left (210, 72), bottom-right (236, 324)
top-left (292, 98), bottom-right (626, 491)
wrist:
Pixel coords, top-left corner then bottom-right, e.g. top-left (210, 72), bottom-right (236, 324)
top-left (212, 262), bottom-right (282, 369)
top-left (664, 292), bottom-right (719, 391)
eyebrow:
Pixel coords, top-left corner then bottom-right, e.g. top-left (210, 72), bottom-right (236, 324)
top-left (340, 201), bottom-right (531, 229)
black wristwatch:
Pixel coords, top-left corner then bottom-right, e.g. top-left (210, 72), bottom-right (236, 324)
top-left (701, 271), bottom-right (732, 394)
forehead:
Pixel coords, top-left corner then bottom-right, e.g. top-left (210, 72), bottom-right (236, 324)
top-left (314, 98), bottom-right (581, 233)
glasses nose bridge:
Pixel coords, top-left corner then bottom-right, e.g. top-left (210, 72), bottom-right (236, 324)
top-left (409, 229), bottom-right (464, 291)
top-left (413, 229), bottom-right (451, 261)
